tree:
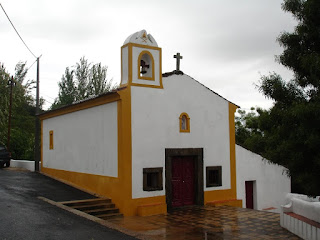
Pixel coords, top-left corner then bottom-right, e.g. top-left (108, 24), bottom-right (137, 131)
top-left (75, 57), bottom-right (90, 101)
top-left (241, 0), bottom-right (320, 196)
top-left (235, 107), bottom-right (266, 155)
top-left (51, 57), bottom-right (116, 109)
top-left (0, 62), bottom-right (39, 160)
top-left (53, 67), bottom-right (76, 108)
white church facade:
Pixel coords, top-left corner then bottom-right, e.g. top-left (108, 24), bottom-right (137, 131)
top-left (40, 30), bottom-right (290, 216)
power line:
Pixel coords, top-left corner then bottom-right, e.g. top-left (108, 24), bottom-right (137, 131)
top-left (30, 93), bottom-right (54, 105)
top-left (26, 54), bottom-right (42, 71)
top-left (0, 3), bottom-right (37, 59)
top-left (42, 94), bottom-right (56, 101)
top-left (27, 58), bottom-right (38, 72)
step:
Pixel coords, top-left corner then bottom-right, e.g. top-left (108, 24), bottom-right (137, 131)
top-left (84, 207), bottom-right (119, 216)
top-left (96, 212), bottom-right (123, 220)
top-left (60, 198), bottom-right (111, 207)
top-left (73, 202), bottom-right (115, 211)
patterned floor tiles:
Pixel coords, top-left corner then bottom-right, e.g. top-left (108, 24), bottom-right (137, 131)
top-left (108, 205), bottom-right (300, 240)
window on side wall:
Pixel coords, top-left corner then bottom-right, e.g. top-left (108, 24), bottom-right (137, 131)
top-left (143, 167), bottom-right (163, 191)
top-left (49, 130), bottom-right (54, 150)
top-left (206, 166), bottom-right (222, 187)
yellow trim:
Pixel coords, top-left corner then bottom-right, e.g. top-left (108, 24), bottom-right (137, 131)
top-left (122, 42), bottom-right (161, 51)
top-left (137, 202), bottom-right (167, 216)
top-left (130, 83), bottom-right (163, 89)
top-left (228, 102), bottom-right (238, 199)
top-left (49, 130), bottom-right (53, 150)
top-left (137, 51), bottom-right (155, 81)
top-left (204, 103), bottom-right (239, 204)
top-left (39, 93), bottom-right (120, 121)
top-left (207, 199), bottom-right (242, 207)
top-left (179, 112), bottom-right (190, 133)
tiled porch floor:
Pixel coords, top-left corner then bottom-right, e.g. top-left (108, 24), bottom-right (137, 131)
top-left (108, 205), bottom-right (300, 239)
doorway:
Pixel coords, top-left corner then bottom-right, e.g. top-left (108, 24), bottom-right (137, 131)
top-left (171, 156), bottom-right (195, 207)
top-left (165, 148), bottom-right (204, 210)
top-left (245, 181), bottom-right (255, 209)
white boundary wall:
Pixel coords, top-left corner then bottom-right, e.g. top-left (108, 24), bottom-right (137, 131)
top-left (281, 193), bottom-right (320, 240)
top-left (10, 160), bottom-right (39, 171)
top-left (280, 193), bottom-right (320, 240)
top-left (236, 145), bottom-right (291, 212)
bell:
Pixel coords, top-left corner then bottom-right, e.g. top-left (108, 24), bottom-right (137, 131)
top-left (141, 67), bottom-right (147, 74)
top-left (140, 60), bottom-right (149, 75)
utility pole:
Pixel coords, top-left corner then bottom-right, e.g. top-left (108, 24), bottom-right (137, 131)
top-left (34, 57), bottom-right (40, 172)
top-left (7, 76), bottom-right (15, 151)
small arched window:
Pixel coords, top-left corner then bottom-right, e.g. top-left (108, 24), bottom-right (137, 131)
top-left (138, 51), bottom-right (155, 80)
top-left (179, 112), bottom-right (190, 132)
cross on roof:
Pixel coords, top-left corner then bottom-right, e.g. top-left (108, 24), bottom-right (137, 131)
top-left (174, 52), bottom-right (183, 71)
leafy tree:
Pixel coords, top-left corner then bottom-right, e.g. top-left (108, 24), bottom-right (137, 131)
top-left (88, 63), bottom-right (113, 96)
top-left (235, 107), bottom-right (266, 155)
top-left (51, 57), bottom-right (116, 109)
top-left (75, 57), bottom-right (90, 101)
top-left (0, 62), bottom-right (39, 159)
top-left (53, 67), bottom-right (76, 107)
top-left (240, 0), bottom-right (320, 196)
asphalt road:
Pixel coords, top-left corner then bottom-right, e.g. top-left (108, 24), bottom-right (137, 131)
top-left (0, 168), bottom-right (137, 240)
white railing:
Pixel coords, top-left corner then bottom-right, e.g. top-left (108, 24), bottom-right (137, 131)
top-left (280, 193), bottom-right (320, 240)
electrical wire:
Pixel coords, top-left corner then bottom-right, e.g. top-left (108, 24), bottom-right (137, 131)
top-left (30, 93), bottom-right (54, 105)
top-left (26, 58), bottom-right (38, 72)
top-left (0, 3), bottom-right (37, 59)
top-left (42, 94), bottom-right (56, 101)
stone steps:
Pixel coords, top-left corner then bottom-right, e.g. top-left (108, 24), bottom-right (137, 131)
top-left (60, 198), bottom-right (122, 219)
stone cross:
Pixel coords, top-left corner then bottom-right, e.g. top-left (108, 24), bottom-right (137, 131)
top-left (174, 52), bottom-right (183, 71)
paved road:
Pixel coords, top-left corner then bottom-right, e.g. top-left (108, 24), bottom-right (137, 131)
top-left (0, 168), bottom-right (137, 240)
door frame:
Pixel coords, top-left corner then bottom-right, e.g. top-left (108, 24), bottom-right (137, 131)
top-left (245, 180), bottom-right (256, 209)
top-left (165, 148), bottom-right (204, 210)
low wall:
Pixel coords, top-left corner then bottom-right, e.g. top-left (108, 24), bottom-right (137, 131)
top-left (281, 193), bottom-right (320, 239)
top-left (10, 160), bottom-right (41, 172)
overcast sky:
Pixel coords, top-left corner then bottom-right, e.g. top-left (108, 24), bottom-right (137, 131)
top-left (1, 0), bottom-right (296, 110)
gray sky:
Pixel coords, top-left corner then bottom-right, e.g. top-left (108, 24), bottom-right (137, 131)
top-left (0, 0), bottom-right (296, 110)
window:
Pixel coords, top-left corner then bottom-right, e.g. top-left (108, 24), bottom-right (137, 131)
top-left (138, 51), bottom-right (155, 80)
top-left (143, 167), bottom-right (163, 191)
top-left (179, 112), bottom-right (190, 132)
top-left (49, 130), bottom-right (54, 150)
top-left (206, 166), bottom-right (222, 187)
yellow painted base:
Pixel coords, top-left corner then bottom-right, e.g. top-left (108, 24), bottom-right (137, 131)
top-left (137, 203), bottom-right (167, 216)
top-left (206, 199), bottom-right (242, 208)
top-left (41, 167), bottom-right (167, 216)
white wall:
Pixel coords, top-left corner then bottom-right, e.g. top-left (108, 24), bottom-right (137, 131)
top-left (236, 145), bottom-right (291, 212)
top-left (10, 160), bottom-right (40, 172)
top-left (121, 46), bottom-right (128, 85)
top-left (42, 102), bottom-right (118, 177)
top-left (131, 74), bottom-right (231, 199)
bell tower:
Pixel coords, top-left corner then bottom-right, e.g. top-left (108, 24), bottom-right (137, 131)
top-left (120, 30), bottom-right (162, 88)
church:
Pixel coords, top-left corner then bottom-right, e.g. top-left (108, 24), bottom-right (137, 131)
top-left (39, 30), bottom-right (290, 216)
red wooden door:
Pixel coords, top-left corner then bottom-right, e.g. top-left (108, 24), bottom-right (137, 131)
top-left (172, 156), bottom-right (195, 207)
top-left (245, 181), bottom-right (254, 209)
